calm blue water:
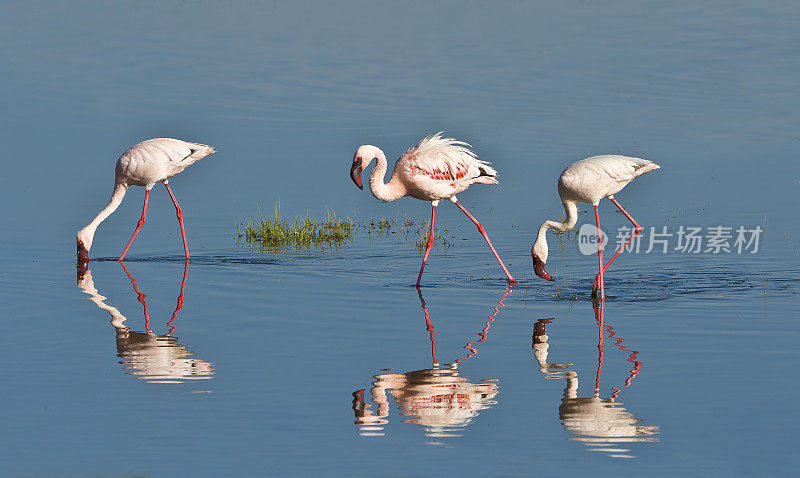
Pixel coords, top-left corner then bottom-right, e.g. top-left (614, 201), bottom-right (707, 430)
top-left (1, 1), bottom-right (798, 476)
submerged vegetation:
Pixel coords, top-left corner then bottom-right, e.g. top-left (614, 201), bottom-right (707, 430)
top-left (414, 220), bottom-right (451, 251)
top-left (237, 203), bottom-right (452, 252)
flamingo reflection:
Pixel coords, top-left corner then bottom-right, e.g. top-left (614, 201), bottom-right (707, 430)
top-left (77, 262), bottom-right (214, 384)
top-left (532, 304), bottom-right (658, 458)
top-left (352, 287), bottom-right (511, 443)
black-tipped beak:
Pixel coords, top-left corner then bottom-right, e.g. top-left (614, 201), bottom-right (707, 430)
top-left (350, 161), bottom-right (363, 190)
top-left (77, 241), bottom-right (89, 270)
top-left (533, 255), bottom-right (553, 281)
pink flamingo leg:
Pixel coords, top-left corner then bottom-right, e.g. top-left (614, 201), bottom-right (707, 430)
top-left (610, 196), bottom-right (642, 231)
top-left (452, 200), bottom-right (516, 283)
top-left (119, 189), bottom-right (151, 261)
top-left (416, 203), bottom-right (437, 286)
top-left (455, 285), bottom-right (512, 363)
top-left (593, 301), bottom-right (643, 399)
top-left (592, 197), bottom-right (642, 296)
top-left (594, 205), bottom-right (605, 301)
top-left (594, 301), bottom-right (605, 396)
top-left (606, 320), bottom-right (642, 400)
top-left (164, 183), bottom-right (190, 260)
top-left (165, 260), bottom-right (189, 336)
top-left (120, 261), bottom-right (151, 333)
top-left (417, 287), bottom-right (438, 366)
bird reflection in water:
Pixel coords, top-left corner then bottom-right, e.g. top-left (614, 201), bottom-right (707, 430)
top-left (352, 286), bottom-right (511, 444)
top-left (532, 303), bottom-right (658, 458)
top-left (77, 262), bottom-right (214, 384)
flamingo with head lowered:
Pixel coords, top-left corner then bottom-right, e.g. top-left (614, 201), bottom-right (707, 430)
top-left (76, 138), bottom-right (215, 267)
top-left (350, 133), bottom-right (516, 286)
top-left (531, 155), bottom-right (660, 300)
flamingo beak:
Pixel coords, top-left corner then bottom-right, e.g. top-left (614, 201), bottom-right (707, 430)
top-left (533, 254), bottom-right (553, 281)
top-left (352, 389), bottom-right (366, 417)
top-left (77, 240), bottom-right (89, 269)
top-left (350, 160), bottom-right (363, 190)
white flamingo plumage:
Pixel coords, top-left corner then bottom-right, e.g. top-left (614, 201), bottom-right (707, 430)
top-left (531, 155), bottom-right (660, 300)
top-left (76, 138), bottom-right (215, 266)
top-left (350, 132), bottom-right (515, 286)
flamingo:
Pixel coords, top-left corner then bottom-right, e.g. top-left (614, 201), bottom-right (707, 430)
top-left (76, 138), bottom-right (215, 266)
top-left (77, 262), bottom-right (215, 384)
top-left (351, 286), bottom-right (511, 438)
top-left (532, 309), bottom-right (658, 458)
top-left (350, 133), bottom-right (515, 286)
top-left (531, 155), bottom-right (660, 300)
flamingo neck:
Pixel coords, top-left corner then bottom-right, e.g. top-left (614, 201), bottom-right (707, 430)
top-left (534, 200), bottom-right (578, 257)
top-left (77, 270), bottom-right (128, 329)
top-left (79, 182), bottom-right (128, 248)
top-left (563, 376), bottom-right (579, 400)
top-left (369, 151), bottom-right (406, 202)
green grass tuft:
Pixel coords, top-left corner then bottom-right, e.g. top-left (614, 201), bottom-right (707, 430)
top-left (237, 203), bottom-right (355, 251)
top-left (237, 203), bottom-right (455, 253)
top-left (415, 220), bottom-right (452, 252)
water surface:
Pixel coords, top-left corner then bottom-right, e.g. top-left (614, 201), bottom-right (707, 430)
top-left (1, 1), bottom-right (798, 476)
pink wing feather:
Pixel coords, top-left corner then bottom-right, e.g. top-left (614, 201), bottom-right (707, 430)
top-left (399, 132), bottom-right (497, 184)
